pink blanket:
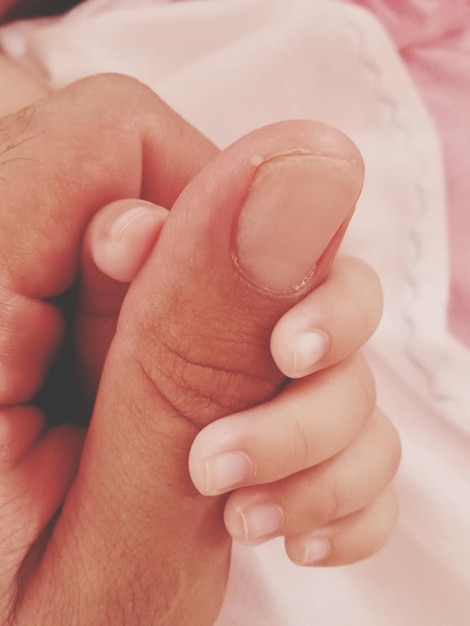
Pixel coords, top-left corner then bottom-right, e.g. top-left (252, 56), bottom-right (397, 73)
top-left (350, 0), bottom-right (470, 347)
top-left (1, 1), bottom-right (469, 624)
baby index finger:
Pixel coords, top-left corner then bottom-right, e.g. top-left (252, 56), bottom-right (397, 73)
top-left (189, 352), bottom-right (376, 496)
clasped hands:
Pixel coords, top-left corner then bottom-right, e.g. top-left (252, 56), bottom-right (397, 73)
top-left (0, 74), bottom-right (400, 625)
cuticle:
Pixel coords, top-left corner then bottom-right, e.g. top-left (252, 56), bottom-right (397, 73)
top-left (231, 250), bottom-right (317, 297)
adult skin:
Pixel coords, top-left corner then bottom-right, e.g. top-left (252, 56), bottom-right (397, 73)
top-left (0, 54), bottom-right (47, 115)
top-left (0, 74), bottom-right (221, 624)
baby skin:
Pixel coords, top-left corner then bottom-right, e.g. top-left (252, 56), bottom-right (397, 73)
top-left (0, 75), bottom-right (400, 625)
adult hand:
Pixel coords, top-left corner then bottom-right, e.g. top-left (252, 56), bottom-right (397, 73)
top-left (0, 74), bottom-right (224, 625)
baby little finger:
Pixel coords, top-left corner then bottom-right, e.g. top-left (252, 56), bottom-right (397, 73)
top-left (285, 487), bottom-right (399, 566)
top-left (224, 408), bottom-right (400, 543)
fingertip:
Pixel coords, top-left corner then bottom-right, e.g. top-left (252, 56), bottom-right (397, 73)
top-left (88, 199), bottom-right (169, 283)
top-left (270, 254), bottom-right (384, 378)
top-left (271, 326), bottom-right (329, 378)
top-left (188, 432), bottom-right (208, 494)
top-left (188, 416), bottom-right (255, 496)
top-left (188, 427), bottom-right (216, 495)
top-left (77, 199), bottom-right (169, 393)
top-left (287, 534), bottom-right (332, 566)
top-left (285, 489), bottom-right (399, 567)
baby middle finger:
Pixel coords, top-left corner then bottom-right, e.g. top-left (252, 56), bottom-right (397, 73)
top-left (190, 351), bottom-right (376, 496)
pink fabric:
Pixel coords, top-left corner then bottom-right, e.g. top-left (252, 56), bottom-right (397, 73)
top-left (350, 0), bottom-right (470, 345)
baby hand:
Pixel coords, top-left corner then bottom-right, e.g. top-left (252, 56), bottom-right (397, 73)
top-left (84, 196), bottom-right (400, 568)
top-left (190, 254), bottom-right (400, 566)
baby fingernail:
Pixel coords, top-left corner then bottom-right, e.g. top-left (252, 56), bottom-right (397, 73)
top-left (236, 503), bottom-right (286, 543)
top-left (236, 154), bottom-right (361, 293)
top-left (108, 205), bottom-right (162, 240)
top-left (204, 452), bottom-right (255, 495)
top-left (292, 537), bottom-right (331, 565)
top-left (292, 331), bottom-right (328, 376)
